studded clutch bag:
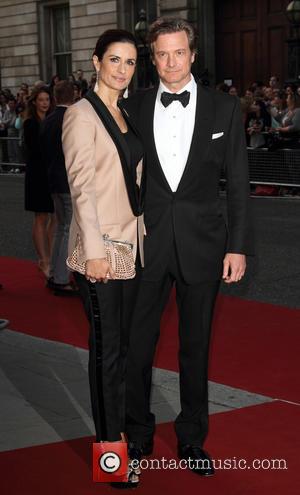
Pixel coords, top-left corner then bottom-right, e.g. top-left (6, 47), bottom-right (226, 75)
top-left (66, 234), bottom-right (136, 280)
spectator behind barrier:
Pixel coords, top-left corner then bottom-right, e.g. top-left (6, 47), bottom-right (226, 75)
top-left (73, 82), bottom-right (81, 102)
top-left (49, 74), bottom-right (60, 95)
top-left (246, 99), bottom-right (271, 148)
top-left (269, 75), bottom-right (280, 91)
top-left (75, 69), bottom-right (88, 95)
top-left (277, 93), bottom-right (300, 136)
top-left (0, 92), bottom-right (9, 168)
top-left (228, 86), bottom-right (238, 96)
top-left (216, 82), bottom-right (229, 93)
top-left (1, 97), bottom-right (21, 170)
top-left (270, 91), bottom-right (287, 128)
top-left (89, 72), bottom-right (97, 90)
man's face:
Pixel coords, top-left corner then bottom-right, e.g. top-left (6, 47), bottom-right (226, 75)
top-left (8, 100), bottom-right (16, 111)
top-left (152, 30), bottom-right (195, 91)
top-left (77, 70), bottom-right (83, 79)
top-left (265, 87), bottom-right (273, 99)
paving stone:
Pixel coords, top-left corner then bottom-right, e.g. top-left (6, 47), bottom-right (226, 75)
top-left (0, 332), bottom-right (275, 452)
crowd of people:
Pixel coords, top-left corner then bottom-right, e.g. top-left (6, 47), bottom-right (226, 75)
top-left (217, 76), bottom-right (300, 149)
top-left (0, 70), bottom-right (96, 172)
top-left (1, 72), bottom-right (300, 174)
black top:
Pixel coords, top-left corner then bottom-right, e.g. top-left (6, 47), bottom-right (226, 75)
top-left (40, 106), bottom-right (70, 194)
top-left (24, 117), bottom-right (54, 213)
top-left (122, 127), bottom-right (143, 170)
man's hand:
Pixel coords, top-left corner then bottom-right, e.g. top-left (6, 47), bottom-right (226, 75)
top-left (222, 253), bottom-right (246, 284)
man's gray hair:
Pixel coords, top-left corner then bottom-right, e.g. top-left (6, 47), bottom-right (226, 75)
top-left (148, 17), bottom-right (197, 54)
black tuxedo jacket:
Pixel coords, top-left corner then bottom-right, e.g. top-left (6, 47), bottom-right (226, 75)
top-left (121, 83), bottom-right (254, 283)
top-left (40, 106), bottom-right (70, 194)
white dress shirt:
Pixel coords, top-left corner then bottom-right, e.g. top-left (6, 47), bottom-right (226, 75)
top-left (153, 75), bottom-right (197, 192)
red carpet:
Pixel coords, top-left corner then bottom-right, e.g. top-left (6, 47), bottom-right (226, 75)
top-left (0, 257), bottom-right (89, 348)
top-left (1, 401), bottom-right (299, 495)
top-left (1, 257), bottom-right (299, 402)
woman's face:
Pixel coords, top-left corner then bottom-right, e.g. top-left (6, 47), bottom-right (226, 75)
top-left (34, 92), bottom-right (50, 114)
top-left (93, 42), bottom-right (137, 92)
top-left (251, 101), bottom-right (260, 113)
top-left (18, 89), bottom-right (26, 101)
top-left (286, 93), bottom-right (295, 109)
top-left (73, 86), bottom-right (80, 99)
top-left (245, 89), bottom-right (253, 99)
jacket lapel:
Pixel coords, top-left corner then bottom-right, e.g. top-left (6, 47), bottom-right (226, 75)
top-left (121, 83), bottom-right (215, 195)
top-left (176, 83), bottom-right (215, 193)
top-left (85, 90), bottom-right (131, 169)
top-left (84, 90), bottom-right (141, 216)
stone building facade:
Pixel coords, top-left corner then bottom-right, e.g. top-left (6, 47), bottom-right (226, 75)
top-left (0, 0), bottom-right (215, 94)
top-left (0, 1), bottom-right (293, 95)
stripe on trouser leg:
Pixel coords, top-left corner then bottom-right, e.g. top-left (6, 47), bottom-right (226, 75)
top-left (88, 283), bottom-right (108, 441)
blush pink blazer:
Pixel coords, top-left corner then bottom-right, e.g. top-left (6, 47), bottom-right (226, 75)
top-left (62, 97), bottom-right (145, 268)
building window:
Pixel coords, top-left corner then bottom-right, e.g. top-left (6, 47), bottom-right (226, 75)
top-left (39, 2), bottom-right (72, 83)
top-left (52, 5), bottom-right (72, 79)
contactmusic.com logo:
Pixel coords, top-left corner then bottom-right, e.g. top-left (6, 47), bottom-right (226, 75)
top-left (93, 442), bottom-right (128, 482)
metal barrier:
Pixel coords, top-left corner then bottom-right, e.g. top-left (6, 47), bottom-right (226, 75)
top-left (247, 147), bottom-right (300, 187)
top-left (1, 137), bottom-right (300, 186)
top-left (0, 136), bottom-right (25, 173)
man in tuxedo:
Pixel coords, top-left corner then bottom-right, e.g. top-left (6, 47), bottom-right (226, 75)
top-left (40, 81), bottom-right (77, 295)
top-left (122, 18), bottom-right (253, 476)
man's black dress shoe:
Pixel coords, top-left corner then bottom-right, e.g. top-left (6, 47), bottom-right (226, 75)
top-left (128, 440), bottom-right (153, 456)
top-left (178, 445), bottom-right (215, 476)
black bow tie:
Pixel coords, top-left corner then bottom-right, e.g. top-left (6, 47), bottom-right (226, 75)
top-left (160, 90), bottom-right (190, 108)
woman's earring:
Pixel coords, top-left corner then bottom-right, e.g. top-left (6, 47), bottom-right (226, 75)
top-left (123, 87), bottom-right (129, 98)
top-left (94, 70), bottom-right (100, 92)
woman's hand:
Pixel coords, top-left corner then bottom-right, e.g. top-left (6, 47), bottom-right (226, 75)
top-left (278, 126), bottom-right (289, 133)
top-left (85, 258), bottom-right (116, 283)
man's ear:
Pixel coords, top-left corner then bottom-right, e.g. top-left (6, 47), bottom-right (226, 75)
top-left (191, 51), bottom-right (196, 64)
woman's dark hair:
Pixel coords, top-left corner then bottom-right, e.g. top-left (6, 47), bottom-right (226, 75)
top-left (50, 74), bottom-right (60, 88)
top-left (253, 99), bottom-right (271, 128)
top-left (284, 83), bottom-right (296, 93)
top-left (68, 73), bottom-right (76, 83)
top-left (276, 90), bottom-right (286, 100)
top-left (24, 86), bottom-right (54, 121)
top-left (93, 29), bottom-right (138, 61)
top-left (216, 82), bottom-right (229, 93)
top-left (288, 92), bottom-right (300, 109)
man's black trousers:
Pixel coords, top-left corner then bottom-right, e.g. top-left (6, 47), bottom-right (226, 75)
top-left (125, 242), bottom-right (220, 447)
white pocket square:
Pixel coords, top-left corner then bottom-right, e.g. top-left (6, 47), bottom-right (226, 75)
top-left (212, 132), bottom-right (224, 140)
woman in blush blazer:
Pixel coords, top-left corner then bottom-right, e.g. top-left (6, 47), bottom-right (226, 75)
top-left (62, 30), bottom-right (145, 488)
